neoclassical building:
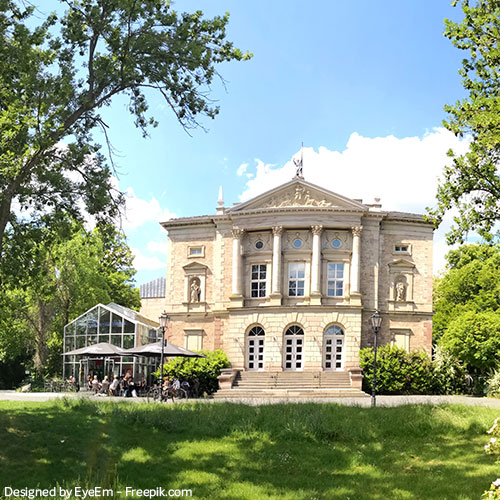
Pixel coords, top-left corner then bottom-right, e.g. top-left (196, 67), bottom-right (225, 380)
top-left (140, 176), bottom-right (433, 381)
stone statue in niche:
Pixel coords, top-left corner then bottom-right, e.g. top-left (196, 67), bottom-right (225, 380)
top-left (190, 277), bottom-right (201, 303)
top-left (395, 281), bottom-right (406, 302)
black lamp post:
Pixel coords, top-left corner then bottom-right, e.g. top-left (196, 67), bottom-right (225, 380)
top-left (159, 311), bottom-right (169, 402)
top-left (370, 310), bottom-right (382, 408)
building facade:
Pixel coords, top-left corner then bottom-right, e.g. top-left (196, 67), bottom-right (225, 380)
top-left (141, 177), bottom-right (433, 377)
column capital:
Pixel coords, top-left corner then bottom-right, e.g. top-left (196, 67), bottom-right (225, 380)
top-left (272, 225), bottom-right (283, 236)
top-left (352, 226), bottom-right (363, 237)
top-left (311, 224), bottom-right (323, 236)
top-left (232, 228), bottom-right (245, 239)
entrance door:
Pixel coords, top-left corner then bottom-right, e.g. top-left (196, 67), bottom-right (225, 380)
top-left (323, 325), bottom-right (344, 371)
top-left (246, 326), bottom-right (265, 371)
top-left (284, 325), bottom-right (304, 371)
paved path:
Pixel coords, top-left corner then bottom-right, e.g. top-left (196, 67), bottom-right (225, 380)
top-left (1, 390), bottom-right (500, 408)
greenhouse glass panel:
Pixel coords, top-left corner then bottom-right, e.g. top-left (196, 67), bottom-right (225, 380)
top-left (123, 335), bottom-right (135, 349)
top-left (111, 335), bottom-right (122, 347)
top-left (87, 308), bottom-right (98, 335)
top-left (124, 319), bottom-right (135, 333)
top-left (99, 308), bottom-right (111, 335)
top-left (111, 313), bottom-right (123, 334)
top-left (76, 317), bottom-right (86, 335)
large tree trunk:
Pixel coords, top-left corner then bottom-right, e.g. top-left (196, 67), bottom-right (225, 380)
top-left (33, 299), bottom-right (50, 375)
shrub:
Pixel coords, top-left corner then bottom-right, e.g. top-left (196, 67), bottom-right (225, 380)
top-left (440, 310), bottom-right (500, 374)
top-left (360, 345), bottom-right (436, 395)
top-left (486, 371), bottom-right (500, 398)
top-left (433, 345), bottom-right (469, 395)
top-left (482, 417), bottom-right (500, 499)
top-left (154, 349), bottom-right (230, 396)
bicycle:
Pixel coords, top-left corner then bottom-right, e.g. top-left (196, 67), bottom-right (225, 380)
top-left (146, 384), bottom-right (175, 403)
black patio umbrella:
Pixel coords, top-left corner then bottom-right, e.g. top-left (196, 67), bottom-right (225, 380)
top-left (63, 342), bottom-right (127, 356)
top-left (123, 341), bottom-right (205, 358)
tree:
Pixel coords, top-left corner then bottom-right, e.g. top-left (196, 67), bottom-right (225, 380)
top-left (440, 310), bottom-right (500, 374)
top-left (0, 0), bottom-right (251, 258)
top-left (434, 243), bottom-right (500, 381)
top-left (433, 243), bottom-right (500, 342)
top-left (428, 0), bottom-right (500, 243)
top-left (0, 220), bottom-right (140, 375)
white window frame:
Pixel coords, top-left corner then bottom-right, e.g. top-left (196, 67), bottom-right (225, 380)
top-left (188, 245), bottom-right (205, 258)
top-left (393, 243), bottom-right (411, 255)
top-left (288, 262), bottom-right (306, 297)
top-left (326, 262), bottom-right (345, 297)
top-left (250, 264), bottom-right (267, 298)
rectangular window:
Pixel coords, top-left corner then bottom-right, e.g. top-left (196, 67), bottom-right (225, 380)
top-left (394, 244), bottom-right (410, 253)
top-left (188, 246), bottom-right (205, 257)
top-left (185, 330), bottom-right (203, 351)
top-left (251, 264), bottom-right (267, 298)
top-left (288, 262), bottom-right (305, 297)
top-left (327, 263), bottom-right (344, 297)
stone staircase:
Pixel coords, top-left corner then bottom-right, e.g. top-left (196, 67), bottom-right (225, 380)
top-left (214, 371), bottom-right (368, 399)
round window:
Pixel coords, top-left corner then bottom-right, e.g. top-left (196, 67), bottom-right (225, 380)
top-left (332, 239), bottom-right (342, 248)
top-left (293, 239), bottom-right (303, 248)
top-left (255, 240), bottom-right (264, 250)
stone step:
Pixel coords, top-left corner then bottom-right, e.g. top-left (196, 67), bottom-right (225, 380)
top-left (233, 371), bottom-right (352, 390)
top-left (214, 389), bottom-right (368, 399)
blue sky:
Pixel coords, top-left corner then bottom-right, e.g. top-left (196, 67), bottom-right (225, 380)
top-left (82, 0), bottom-right (470, 286)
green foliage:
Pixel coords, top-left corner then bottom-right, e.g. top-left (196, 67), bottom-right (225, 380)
top-left (485, 371), bottom-right (500, 398)
top-left (1, 400), bottom-right (499, 500)
top-left (0, 220), bottom-right (140, 377)
top-left (433, 244), bottom-right (500, 343)
top-left (433, 345), bottom-right (469, 395)
top-left (0, 0), bottom-right (251, 260)
top-left (482, 417), bottom-right (500, 499)
top-left (155, 349), bottom-right (230, 395)
top-left (428, 0), bottom-right (500, 243)
top-left (360, 345), bottom-right (436, 395)
top-left (440, 310), bottom-right (500, 374)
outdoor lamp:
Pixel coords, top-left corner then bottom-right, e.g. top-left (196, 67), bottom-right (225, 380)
top-left (370, 310), bottom-right (382, 408)
top-left (158, 311), bottom-right (169, 402)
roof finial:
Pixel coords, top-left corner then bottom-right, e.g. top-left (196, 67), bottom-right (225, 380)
top-left (293, 142), bottom-right (304, 179)
top-left (216, 185), bottom-right (225, 215)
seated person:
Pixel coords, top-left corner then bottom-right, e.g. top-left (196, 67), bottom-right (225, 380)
top-left (109, 376), bottom-right (119, 396)
top-left (101, 376), bottom-right (110, 394)
top-left (91, 375), bottom-right (100, 393)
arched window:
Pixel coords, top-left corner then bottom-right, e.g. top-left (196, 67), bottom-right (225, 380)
top-left (323, 325), bottom-right (344, 370)
top-left (285, 325), bottom-right (304, 336)
top-left (246, 326), bottom-right (265, 371)
top-left (248, 326), bottom-right (265, 336)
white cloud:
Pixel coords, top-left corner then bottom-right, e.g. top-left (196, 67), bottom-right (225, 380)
top-left (238, 128), bottom-right (471, 275)
top-left (122, 187), bottom-right (176, 231)
top-left (131, 247), bottom-right (166, 271)
top-left (236, 163), bottom-right (249, 176)
top-left (147, 240), bottom-right (168, 254)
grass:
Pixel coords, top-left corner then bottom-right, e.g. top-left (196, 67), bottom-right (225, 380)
top-left (0, 400), bottom-right (498, 499)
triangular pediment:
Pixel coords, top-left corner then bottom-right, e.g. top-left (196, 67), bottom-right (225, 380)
top-left (228, 178), bottom-right (366, 213)
top-left (182, 262), bottom-right (208, 271)
top-left (388, 259), bottom-right (415, 268)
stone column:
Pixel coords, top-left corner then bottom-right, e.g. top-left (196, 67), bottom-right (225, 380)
top-left (350, 226), bottom-right (362, 298)
top-left (230, 228), bottom-right (244, 306)
top-left (270, 226), bottom-right (283, 305)
top-left (310, 225), bottom-right (323, 304)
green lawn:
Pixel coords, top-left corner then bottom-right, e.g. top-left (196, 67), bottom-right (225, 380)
top-left (0, 400), bottom-right (498, 499)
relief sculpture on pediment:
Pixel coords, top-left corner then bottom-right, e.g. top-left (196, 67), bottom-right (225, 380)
top-left (262, 185), bottom-right (334, 208)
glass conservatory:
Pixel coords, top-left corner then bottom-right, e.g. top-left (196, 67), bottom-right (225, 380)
top-left (63, 303), bottom-right (160, 384)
